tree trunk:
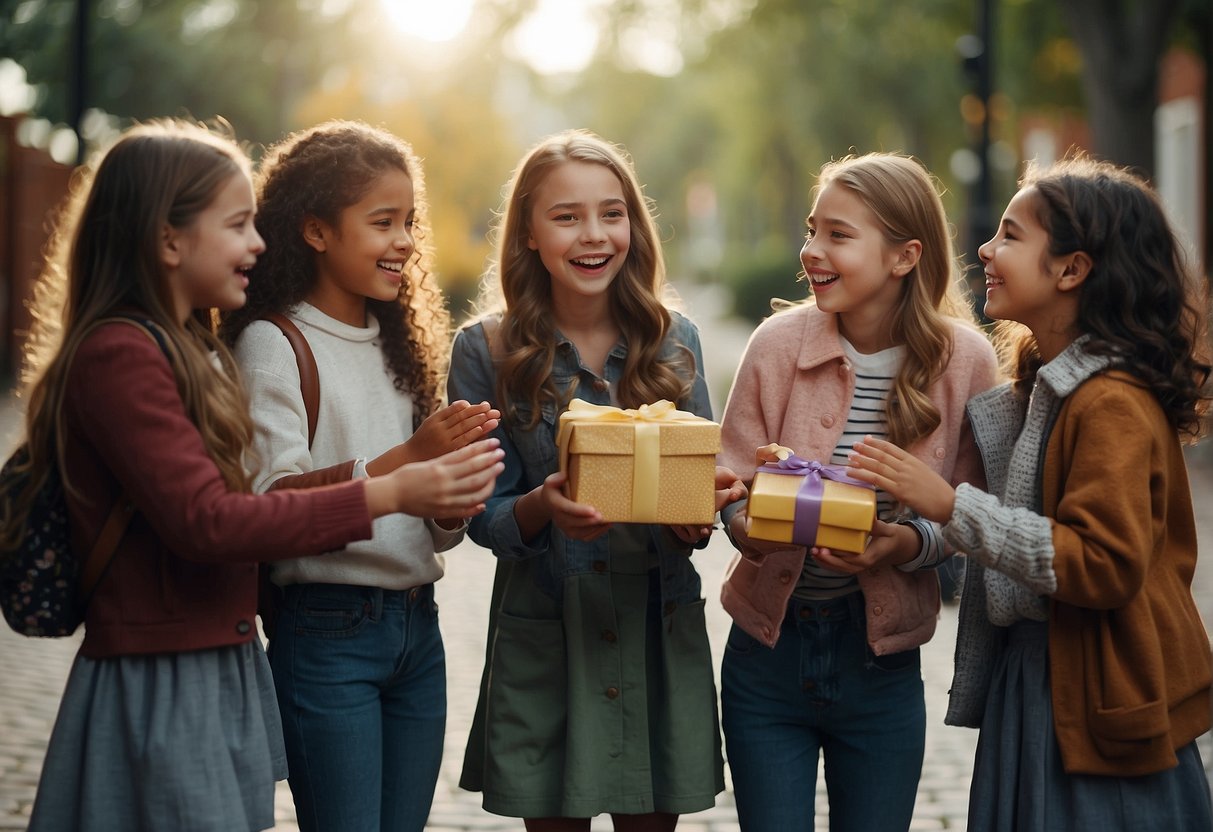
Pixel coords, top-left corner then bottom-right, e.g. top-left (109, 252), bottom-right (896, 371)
top-left (1057, 0), bottom-right (1182, 180)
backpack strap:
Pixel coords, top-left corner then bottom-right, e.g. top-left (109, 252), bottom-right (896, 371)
top-left (263, 313), bottom-right (320, 448)
top-left (77, 497), bottom-right (135, 603)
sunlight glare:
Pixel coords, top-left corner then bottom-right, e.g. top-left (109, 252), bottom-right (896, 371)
top-left (379, 0), bottom-right (474, 43)
top-left (507, 0), bottom-right (605, 75)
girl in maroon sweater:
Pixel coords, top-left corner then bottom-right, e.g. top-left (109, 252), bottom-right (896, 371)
top-left (3, 120), bottom-right (502, 832)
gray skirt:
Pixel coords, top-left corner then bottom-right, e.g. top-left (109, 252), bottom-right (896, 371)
top-left (969, 619), bottom-right (1213, 831)
top-left (28, 639), bottom-right (287, 832)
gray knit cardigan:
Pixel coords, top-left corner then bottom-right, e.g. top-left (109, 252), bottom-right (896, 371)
top-left (942, 338), bottom-right (1112, 727)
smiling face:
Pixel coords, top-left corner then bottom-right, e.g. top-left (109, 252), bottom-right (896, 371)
top-left (166, 171), bottom-right (264, 320)
top-left (527, 160), bottom-right (631, 312)
top-left (979, 186), bottom-right (1066, 333)
top-left (305, 166), bottom-right (415, 327)
top-left (800, 182), bottom-right (910, 348)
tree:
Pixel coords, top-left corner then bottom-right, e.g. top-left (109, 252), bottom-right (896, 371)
top-left (1055, 0), bottom-right (1183, 178)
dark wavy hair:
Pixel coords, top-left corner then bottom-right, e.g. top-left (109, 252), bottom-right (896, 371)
top-left (997, 154), bottom-right (1210, 439)
top-left (219, 120), bottom-right (448, 423)
top-left (475, 129), bottom-right (692, 426)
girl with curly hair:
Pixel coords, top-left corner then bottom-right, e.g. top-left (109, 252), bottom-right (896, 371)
top-left (14, 119), bottom-right (501, 832)
top-left (219, 120), bottom-right (499, 832)
top-left (447, 129), bottom-right (744, 830)
top-left (848, 155), bottom-right (1213, 830)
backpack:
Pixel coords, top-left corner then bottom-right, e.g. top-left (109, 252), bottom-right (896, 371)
top-left (0, 316), bottom-right (170, 637)
top-left (256, 313), bottom-right (319, 638)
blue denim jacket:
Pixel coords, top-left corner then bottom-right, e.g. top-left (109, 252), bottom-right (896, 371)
top-left (447, 311), bottom-right (713, 606)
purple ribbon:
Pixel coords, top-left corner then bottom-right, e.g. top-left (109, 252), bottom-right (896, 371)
top-left (759, 455), bottom-right (873, 546)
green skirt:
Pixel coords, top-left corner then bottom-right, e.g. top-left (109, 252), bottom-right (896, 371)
top-left (460, 537), bottom-right (724, 818)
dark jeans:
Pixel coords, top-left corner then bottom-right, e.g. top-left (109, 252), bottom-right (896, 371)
top-left (269, 582), bottom-right (446, 832)
top-left (721, 592), bottom-right (925, 832)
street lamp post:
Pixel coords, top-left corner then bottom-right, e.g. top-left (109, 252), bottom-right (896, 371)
top-left (70, 0), bottom-right (88, 164)
top-left (958, 0), bottom-right (995, 320)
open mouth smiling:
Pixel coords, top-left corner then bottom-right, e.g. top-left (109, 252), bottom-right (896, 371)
top-left (571, 255), bottom-right (611, 269)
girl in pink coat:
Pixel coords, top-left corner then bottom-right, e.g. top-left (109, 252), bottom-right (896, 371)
top-left (717, 152), bottom-right (998, 831)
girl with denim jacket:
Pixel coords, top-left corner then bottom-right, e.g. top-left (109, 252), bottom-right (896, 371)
top-left (849, 156), bottom-right (1212, 831)
top-left (717, 153), bottom-right (998, 831)
top-left (448, 129), bottom-right (744, 832)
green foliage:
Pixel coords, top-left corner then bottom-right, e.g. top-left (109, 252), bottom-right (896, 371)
top-left (0, 0), bottom-right (357, 144)
top-left (721, 238), bottom-right (804, 325)
top-left (2, 0), bottom-right (1206, 316)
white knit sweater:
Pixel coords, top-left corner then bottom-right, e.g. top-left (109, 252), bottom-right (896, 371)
top-left (234, 302), bottom-right (460, 590)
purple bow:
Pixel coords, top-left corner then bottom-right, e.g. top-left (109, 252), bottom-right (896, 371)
top-left (759, 455), bottom-right (873, 546)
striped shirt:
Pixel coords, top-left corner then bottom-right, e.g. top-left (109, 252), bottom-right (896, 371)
top-left (793, 338), bottom-right (944, 600)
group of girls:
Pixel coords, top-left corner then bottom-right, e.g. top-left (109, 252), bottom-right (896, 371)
top-left (4, 112), bottom-right (1209, 832)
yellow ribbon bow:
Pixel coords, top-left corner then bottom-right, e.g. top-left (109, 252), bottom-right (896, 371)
top-left (557, 398), bottom-right (705, 522)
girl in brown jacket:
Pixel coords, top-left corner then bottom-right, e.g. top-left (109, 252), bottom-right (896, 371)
top-left (848, 156), bottom-right (1213, 830)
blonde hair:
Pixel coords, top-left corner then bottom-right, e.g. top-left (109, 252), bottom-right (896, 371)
top-left (478, 129), bottom-right (691, 425)
top-left (806, 152), bottom-right (978, 449)
top-left (1, 120), bottom-right (257, 551)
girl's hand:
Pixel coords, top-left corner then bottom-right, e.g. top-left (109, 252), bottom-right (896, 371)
top-left (669, 466), bottom-right (748, 545)
top-left (754, 443), bottom-right (785, 466)
top-left (367, 438), bottom-right (504, 520)
top-left (540, 471), bottom-right (612, 542)
top-left (408, 400), bottom-right (502, 460)
top-left (367, 401), bottom-right (501, 476)
top-left (809, 519), bottom-right (919, 575)
top-left (847, 436), bottom-right (956, 524)
top-left (726, 504), bottom-right (802, 562)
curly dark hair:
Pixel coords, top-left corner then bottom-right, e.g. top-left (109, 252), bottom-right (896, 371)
top-left (999, 154), bottom-right (1210, 440)
top-left (219, 120), bottom-right (449, 424)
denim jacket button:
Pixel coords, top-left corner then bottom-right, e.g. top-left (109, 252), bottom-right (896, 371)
top-left (592, 378), bottom-right (609, 393)
top-left (592, 560), bottom-right (607, 573)
top-left (602, 629), bottom-right (617, 643)
top-left (606, 686), bottom-right (620, 700)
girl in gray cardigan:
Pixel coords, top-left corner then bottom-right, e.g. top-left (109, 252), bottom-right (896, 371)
top-left (849, 156), bottom-right (1212, 831)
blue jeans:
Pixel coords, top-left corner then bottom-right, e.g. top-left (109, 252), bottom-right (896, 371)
top-left (721, 593), bottom-right (925, 832)
top-left (269, 583), bottom-right (446, 832)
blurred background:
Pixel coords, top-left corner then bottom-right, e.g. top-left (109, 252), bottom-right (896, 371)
top-left (0, 0), bottom-right (1209, 384)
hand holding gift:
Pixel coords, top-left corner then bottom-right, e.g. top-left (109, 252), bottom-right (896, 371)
top-left (539, 471), bottom-right (612, 542)
top-left (746, 445), bottom-right (877, 553)
top-left (670, 466), bottom-right (747, 545)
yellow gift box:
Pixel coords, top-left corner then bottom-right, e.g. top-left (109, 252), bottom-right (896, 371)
top-left (747, 452), bottom-right (876, 553)
top-left (557, 399), bottom-right (721, 525)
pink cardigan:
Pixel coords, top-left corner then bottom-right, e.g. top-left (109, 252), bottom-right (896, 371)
top-left (718, 304), bottom-right (999, 655)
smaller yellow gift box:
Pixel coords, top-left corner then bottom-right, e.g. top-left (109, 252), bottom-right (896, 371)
top-left (747, 449), bottom-right (876, 552)
top-left (557, 399), bottom-right (721, 525)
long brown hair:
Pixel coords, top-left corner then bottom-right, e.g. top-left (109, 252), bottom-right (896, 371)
top-left (805, 153), bottom-right (978, 449)
top-left (478, 129), bottom-right (691, 425)
top-left (1, 120), bottom-right (257, 550)
top-left (994, 155), bottom-right (1210, 439)
top-left (219, 120), bottom-right (448, 424)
